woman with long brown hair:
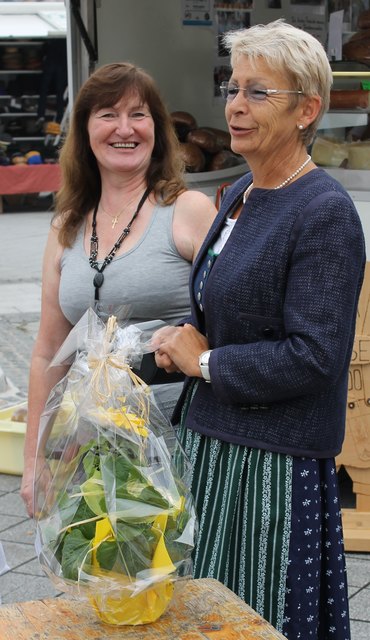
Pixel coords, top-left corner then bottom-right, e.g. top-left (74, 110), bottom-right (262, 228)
top-left (21, 62), bottom-right (216, 518)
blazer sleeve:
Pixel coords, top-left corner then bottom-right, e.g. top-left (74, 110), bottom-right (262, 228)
top-left (209, 191), bottom-right (366, 404)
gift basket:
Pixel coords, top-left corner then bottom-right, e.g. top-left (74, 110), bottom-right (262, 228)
top-left (33, 309), bottom-right (197, 626)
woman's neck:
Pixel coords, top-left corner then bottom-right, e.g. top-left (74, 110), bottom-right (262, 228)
top-left (99, 174), bottom-right (149, 211)
top-left (246, 147), bottom-right (312, 190)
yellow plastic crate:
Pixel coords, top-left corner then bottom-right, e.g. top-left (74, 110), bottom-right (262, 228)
top-left (0, 402), bottom-right (27, 475)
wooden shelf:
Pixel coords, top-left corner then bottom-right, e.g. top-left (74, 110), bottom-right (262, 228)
top-left (0, 113), bottom-right (39, 118)
top-left (0, 36), bottom-right (66, 154)
top-left (0, 70), bottom-right (42, 75)
top-left (319, 112), bottom-right (369, 129)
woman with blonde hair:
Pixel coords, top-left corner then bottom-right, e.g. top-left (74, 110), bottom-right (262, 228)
top-left (154, 20), bottom-right (364, 639)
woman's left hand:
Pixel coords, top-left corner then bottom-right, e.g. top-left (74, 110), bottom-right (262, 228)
top-left (154, 323), bottom-right (209, 377)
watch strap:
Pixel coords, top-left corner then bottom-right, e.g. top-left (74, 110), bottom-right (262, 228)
top-left (199, 349), bottom-right (212, 382)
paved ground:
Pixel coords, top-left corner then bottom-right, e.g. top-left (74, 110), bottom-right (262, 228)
top-left (0, 211), bottom-right (370, 637)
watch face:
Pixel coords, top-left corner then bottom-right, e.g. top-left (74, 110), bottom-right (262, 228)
top-left (199, 351), bottom-right (211, 381)
top-left (200, 350), bottom-right (211, 365)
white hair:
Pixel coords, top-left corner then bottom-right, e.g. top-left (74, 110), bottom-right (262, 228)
top-left (223, 19), bottom-right (332, 145)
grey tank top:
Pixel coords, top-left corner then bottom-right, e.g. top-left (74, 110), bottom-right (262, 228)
top-left (59, 202), bottom-right (192, 326)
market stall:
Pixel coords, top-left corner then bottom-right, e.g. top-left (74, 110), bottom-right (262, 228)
top-left (0, 163), bottom-right (61, 212)
top-left (0, 1), bottom-right (66, 207)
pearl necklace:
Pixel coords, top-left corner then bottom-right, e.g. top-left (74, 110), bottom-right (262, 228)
top-left (242, 154), bottom-right (312, 204)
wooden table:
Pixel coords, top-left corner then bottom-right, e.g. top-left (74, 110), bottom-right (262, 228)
top-left (0, 578), bottom-right (285, 639)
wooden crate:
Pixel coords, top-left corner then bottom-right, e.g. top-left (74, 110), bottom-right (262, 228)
top-left (337, 262), bottom-right (370, 551)
top-left (0, 578), bottom-right (285, 640)
top-left (341, 509), bottom-right (370, 553)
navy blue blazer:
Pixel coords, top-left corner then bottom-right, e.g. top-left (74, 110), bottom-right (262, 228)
top-left (173, 168), bottom-right (365, 458)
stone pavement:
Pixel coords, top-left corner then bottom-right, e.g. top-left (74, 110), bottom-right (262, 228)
top-left (0, 211), bottom-right (370, 637)
top-left (0, 211), bottom-right (63, 605)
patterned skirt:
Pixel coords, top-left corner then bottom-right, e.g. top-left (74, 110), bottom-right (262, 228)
top-left (177, 387), bottom-right (351, 639)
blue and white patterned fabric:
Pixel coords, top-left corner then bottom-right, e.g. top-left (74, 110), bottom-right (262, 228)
top-left (283, 457), bottom-right (350, 639)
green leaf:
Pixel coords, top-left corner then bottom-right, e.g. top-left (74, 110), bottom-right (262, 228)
top-left (115, 521), bottom-right (147, 543)
top-left (71, 498), bottom-right (97, 539)
top-left (96, 540), bottom-right (118, 571)
top-left (139, 485), bottom-right (170, 509)
top-left (82, 449), bottom-right (98, 478)
top-left (106, 453), bottom-right (146, 490)
top-left (114, 521), bottom-right (157, 576)
top-left (80, 469), bottom-right (106, 515)
top-left (61, 529), bottom-right (92, 581)
top-left (164, 528), bottom-right (192, 564)
top-left (102, 452), bottom-right (170, 509)
top-left (57, 488), bottom-right (83, 529)
top-left (117, 531), bottom-right (156, 576)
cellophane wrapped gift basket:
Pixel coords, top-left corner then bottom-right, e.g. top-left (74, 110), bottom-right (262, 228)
top-left (33, 309), bottom-right (197, 626)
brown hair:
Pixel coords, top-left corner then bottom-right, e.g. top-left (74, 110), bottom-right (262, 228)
top-left (55, 62), bottom-right (186, 247)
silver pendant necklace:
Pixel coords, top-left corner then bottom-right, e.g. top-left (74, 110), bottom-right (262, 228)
top-left (243, 154), bottom-right (311, 204)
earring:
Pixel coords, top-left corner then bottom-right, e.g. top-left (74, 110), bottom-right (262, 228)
top-left (297, 124), bottom-right (305, 130)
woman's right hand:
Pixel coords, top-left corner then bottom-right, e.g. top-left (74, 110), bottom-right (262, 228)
top-left (20, 460), bottom-right (36, 518)
top-left (153, 323), bottom-right (209, 377)
top-left (152, 325), bottom-right (179, 372)
top-left (21, 455), bottom-right (53, 519)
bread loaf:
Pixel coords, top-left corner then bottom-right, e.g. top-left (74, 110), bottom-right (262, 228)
top-left (345, 28), bottom-right (370, 43)
top-left (329, 89), bottom-right (370, 109)
top-left (311, 137), bottom-right (348, 167)
top-left (179, 142), bottom-right (206, 172)
top-left (343, 36), bottom-right (370, 64)
top-left (208, 150), bottom-right (242, 171)
top-left (187, 128), bottom-right (221, 154)
top-left (347, 142), bottom-right (370, 169)
top-left (358, 10), bottom-right (370, 30)
top-left (202, 127), bottom-right (232, 150)
top-left (171, 111), bottom-right (197, 141)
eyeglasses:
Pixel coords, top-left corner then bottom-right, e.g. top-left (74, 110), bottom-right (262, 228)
top-left (220, 81), bottom-right (304, 103)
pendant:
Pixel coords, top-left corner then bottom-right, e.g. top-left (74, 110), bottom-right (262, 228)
top-left (93, 272), bottom-right (104, 288)
top-left (111, 216), bottom-right (118, 229)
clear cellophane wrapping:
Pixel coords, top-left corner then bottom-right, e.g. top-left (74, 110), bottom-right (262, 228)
top-left (33, 309), bottom-right (197, 625)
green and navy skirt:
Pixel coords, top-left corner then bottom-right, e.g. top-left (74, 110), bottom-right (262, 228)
top-left (177, 385), bottom-right (351, 639)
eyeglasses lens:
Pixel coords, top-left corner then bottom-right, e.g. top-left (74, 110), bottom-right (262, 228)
top-left (220, 84), bottom-right (267, 103)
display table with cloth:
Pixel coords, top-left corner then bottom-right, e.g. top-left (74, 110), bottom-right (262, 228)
top-left (0, 164), bottom-right (61, 212)
top-left (0, 578), bottom-right (285, 639)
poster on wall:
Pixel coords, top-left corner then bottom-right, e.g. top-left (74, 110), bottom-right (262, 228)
top-left (328, 0), bottom-right (370, 31)
top-left (327, 9), bottom-right (344, 60)
top-left (213, 2), bottom-right (253, 99)
top-left (182, 0), bottom-right (213, 26)
top-left (290, 0), bottom-right (327, 45)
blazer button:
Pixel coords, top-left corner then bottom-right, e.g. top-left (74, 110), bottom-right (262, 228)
top-left (262, 326), bottom-right (274, 338)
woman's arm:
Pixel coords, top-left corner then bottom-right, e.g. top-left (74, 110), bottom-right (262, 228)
top-left (21, 224), bottom-right (72, 516)
top-left (152, 190), bottom-right (216, 372)
top-left (172, 190), bottom-right (217, 262)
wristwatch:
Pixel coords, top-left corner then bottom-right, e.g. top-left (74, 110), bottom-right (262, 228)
top-left (199, 350), bottom-right (212, 383)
